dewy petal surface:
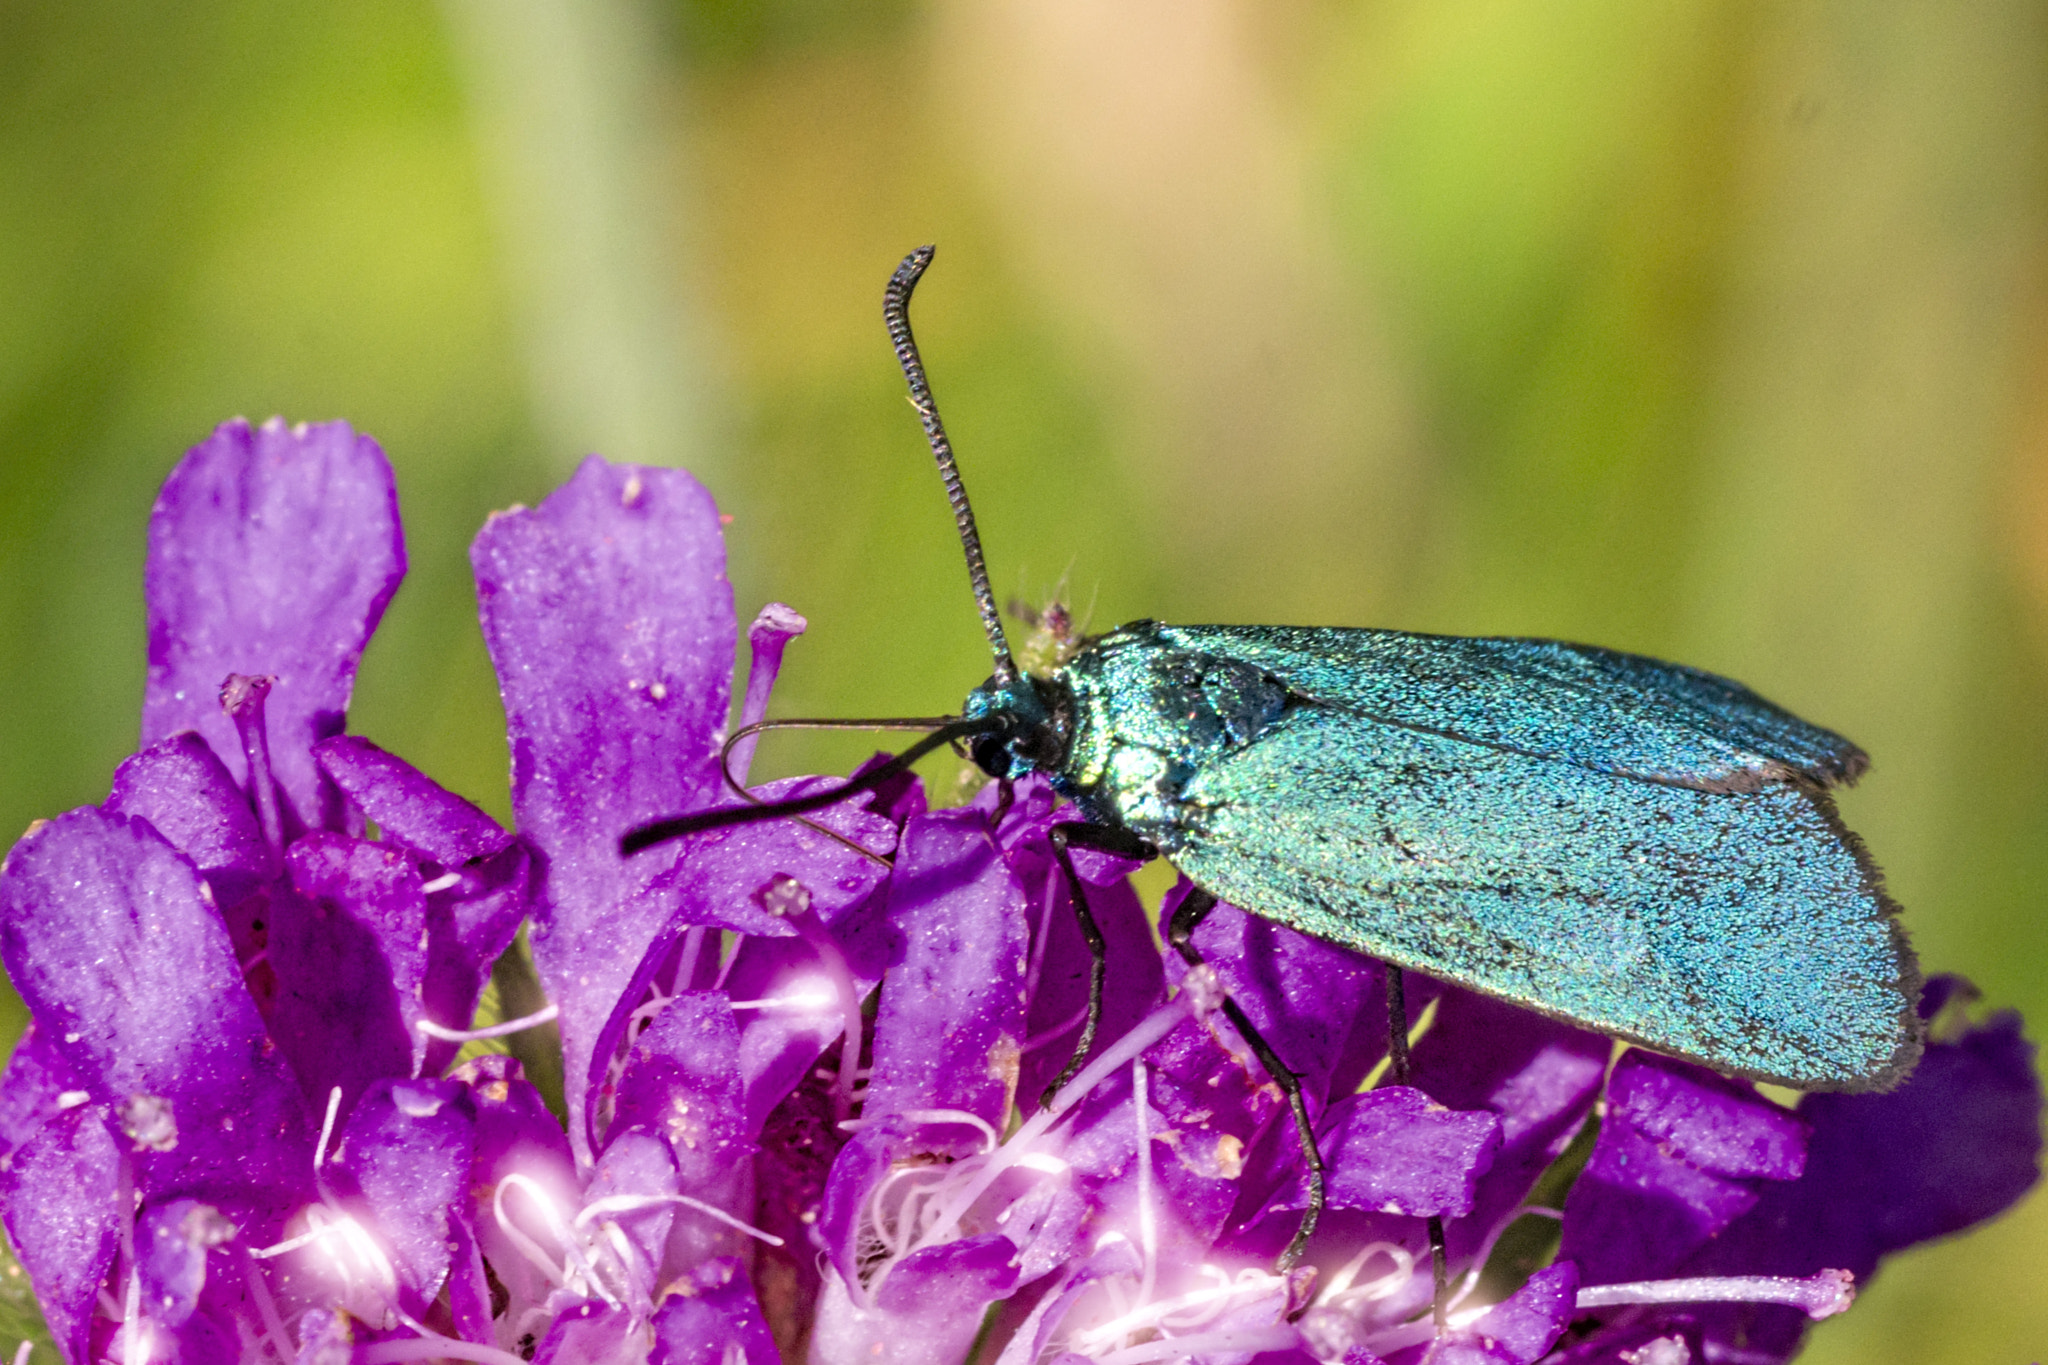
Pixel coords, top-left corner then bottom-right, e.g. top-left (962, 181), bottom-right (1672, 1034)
top-left (864, 808), bottom-right (1031, 1126)
top-left (0, 1105), bottom-right (122, 1365)
top-left (142, 418), bottom-right (405, 834)
top-left (472, 457), bottom-right (735, 1154)
top-left (0, 808), bottom-right (310, 1213)
top-left (105, 731), bottom-right (277, 902)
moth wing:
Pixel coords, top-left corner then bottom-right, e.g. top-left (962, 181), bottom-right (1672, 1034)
top-left (1155, 624), bottom-right (1866, 792)
top-left (1166, 704), bottom-right (1921, 1091)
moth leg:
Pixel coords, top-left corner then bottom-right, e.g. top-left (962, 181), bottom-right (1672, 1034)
top-left (1383, 962), bottom-right (1449, 1331)
top-left (1041, 821), bottom-right (1159, 1108)
top-left (1169, 885), bottom-right (1326, 1274)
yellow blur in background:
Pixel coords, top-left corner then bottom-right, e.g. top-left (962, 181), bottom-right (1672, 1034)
top-left (1, 2), bottom-right (2043, 1359)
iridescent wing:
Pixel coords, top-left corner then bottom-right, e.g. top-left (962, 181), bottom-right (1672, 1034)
top-left (1084, 625), bottom-right (1919, 1091)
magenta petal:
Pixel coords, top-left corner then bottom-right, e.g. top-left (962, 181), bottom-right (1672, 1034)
top-left (0, 1026), bottom-right (83, 1161)
top-left (0, 1105), bottom-right (121, 1365)
top-left (330, 1078), bottom-right (477, 1308)
top-left (1605, 1052), bottom-right (1807, 1182)
top-left (106, 732), bottom-right (276, 900)
top-left (864, 809), bottom-right (1030, 1125)
top-left (532, 1301), bottom-right (636, 1365)
top-left (0, 808), bottom-right (310, 1211)
top-left (445, 1214), bottom-right (496, 1345)
top-left (143, 418), bottom-right (405, 834)
top-left (472, 457), bottom-right (735, 1154)
top-left (873, 1232), bottom-right (1022, 1314)
top-left (313, 736), bottom-right (533, 1068)
top-left (137, 1199), bottom-right (235, 1331)
top-left (270, 832), bottom-right (429, 1107)
top-left (1163, 880), bottom-right (1382, 1110)
top-left (1269, 1088), bottom-right (1502, 1219)
top-left (609, 990), bottom-right (751, 1261)
top-left (314, 735), bottom-right (513, 867)
top-left (1560, 1053), bottom-right (1808, 1284)
top-left (650, 1256), bottom-right (781, 1365)
top-left (1462, 1262), bottom-right (1579, 1363)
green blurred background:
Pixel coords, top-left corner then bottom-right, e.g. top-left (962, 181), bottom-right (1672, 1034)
top-left (2, 1), bottom-right (2043, 1358)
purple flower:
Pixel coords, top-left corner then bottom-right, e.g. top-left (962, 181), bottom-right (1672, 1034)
top-left (1, 421), bottom-right (2039, 1365)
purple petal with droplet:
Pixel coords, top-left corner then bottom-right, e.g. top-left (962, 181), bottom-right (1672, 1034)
top-left (450, 1055), bottom-right (579, 1318)
top-left (610, 990), bottom-right (752, 1270)
top-left (329, 1078), bottom-right (476, 1308)
top-left (0, 1105), bottom-right (121, 1365)
top-left (136, 1199), bottom-right (235, 1330)
top-left (1678, 983), bottom-right (2041, 1363)
top-left (143, 418), bottom-right (404, 835)
top-left (472, 457), bottom-right (735, 1157)
top-left (0, 808), bottom-right (310, 1214)
top-left (0, 1026), bottom-right (82, 1162)
top-left (864, 809), bottom-right (1029, 1126)
top-left (1464, 1261), bottom-right (1579, 1363)
top-left (1606, 1052), bottom-right (1807, 1182)
top-left (584, 1130), bottom-right (677, 1297)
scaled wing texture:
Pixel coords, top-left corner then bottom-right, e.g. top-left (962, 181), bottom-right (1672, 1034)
top-left (1067, 623), bottom-right (1921, 1092)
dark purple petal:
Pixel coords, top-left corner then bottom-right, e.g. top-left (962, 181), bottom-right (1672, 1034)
top-left (1605, 1054), bottom-right (1806, 1181)
top-left (650, 1256), bottom-right (781, 1365)
top-left (330, 1078), bottom-right (476, 1309)
top-left (1164, 881), bottom-right (1383, 1111)
top-left (864, 809), bottom-right (1030, 1125)
top-left (313, 736), bottom-right (535, 1072)
top-left (1266, 1088), bottom-right (1502, 1219)
top-left (1560, 1053), bottom-right (1808, 1285)
top-left (106, 731), bottom-right (276, 901)
top-left (313, 735), bottom-right (513, 867)
top-left (269, 833), bottom-right (428, 1111)
top-left (445, 1213), bottom-right (496, 1345)
top-left (143, 418), bottom-right (404, 835)
top-left (472, 457), bottom-right (735, 1156)
top-left (1676, 990), bottom-right (2040, 1363)
top-left (0, 808), bottom-right (310, 1215)
top-left (0, 1104), bottom-right (121, 1365)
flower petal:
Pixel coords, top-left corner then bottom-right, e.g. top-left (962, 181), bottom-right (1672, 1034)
top-left (1268, 1088), bottom-right (1502, 1219)
top-left (143, 418), bottom-right (405, 835)
top-left (650, 1256), bottom-right (781, 1365)
top-left (0, 808), bottom-right (311, 1216)
top-left (1559, 1053), bottom-right (1808, 1284)
top-left (610, 990), bottom-right (753, 1268)
top-left (531, 1300), bottom-right (637, 1365)
top-left (1163, 880), bottom-right (1383, 1110)
top-left (0, 1104), bottom-right (122, 1365)
top-left (471, 457), bottom-right (735, 1156)
top-left (864, 809), bottom-right (1030, 1126)
top-left (330, 1078), bottom-right (477, 1309)
top-left (270, 832), bottom-right (430, 1109)
top-left (1462, 1261), bottom-right (1579, 1363)
top-left (106, 731), bottom-right (276, 900)
top-left (313, 736), bottom-right (534, 1071)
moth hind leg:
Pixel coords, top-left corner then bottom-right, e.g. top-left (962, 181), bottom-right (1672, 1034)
top-left (1168, 884), bottom-right (1326, 1276)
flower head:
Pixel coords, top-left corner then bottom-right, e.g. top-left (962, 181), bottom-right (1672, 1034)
top-left (0, 422), bottom-right (2039, 1365)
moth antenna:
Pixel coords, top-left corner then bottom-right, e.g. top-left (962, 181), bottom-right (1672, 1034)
top-left (885, 245), bottom-right (1020, 687)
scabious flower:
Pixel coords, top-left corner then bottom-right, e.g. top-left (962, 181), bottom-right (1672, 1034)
top-left (0, 420), bottom-right (2039, 1365)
